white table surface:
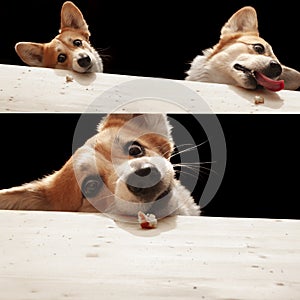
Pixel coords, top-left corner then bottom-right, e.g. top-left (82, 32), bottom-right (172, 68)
top-left (1, 210), bottom-right (300, 300)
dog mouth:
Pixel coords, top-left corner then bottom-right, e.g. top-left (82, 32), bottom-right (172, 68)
top-left (233, 63), bottom-right (284, 92)
top-left (155, 186), bottom-right (172, 201)
top-left (111, 185), bottom-right (172, 219)
top-left (127, 184), bottom-right (172, 203)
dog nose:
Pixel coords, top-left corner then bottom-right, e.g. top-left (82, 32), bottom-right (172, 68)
top-left (135, 167), bottom-right (152, 177)
top-left (126, 165), bottom-right (161, 196)
top-left (268, 60), bottom-right (282, 77)
top-left (78, 55), bottom-right (91, 68)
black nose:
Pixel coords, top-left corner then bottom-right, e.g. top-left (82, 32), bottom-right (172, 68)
top-left (126, 166), bottom-right (161, 196)
top-left (78, 56), bottom-right (91, 68)
top-left (267, 60), bottom-right (282, 78)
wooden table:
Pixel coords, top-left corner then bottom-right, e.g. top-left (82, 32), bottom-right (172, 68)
top-left (1, 210), bottom-right (300, 299)
top-left (1, 63), bottom-right (300, 113)
top-left (1, 64), bottom-right (300, 299)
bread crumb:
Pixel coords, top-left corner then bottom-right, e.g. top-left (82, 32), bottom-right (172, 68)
top-left (65, 74), bottom-right (74, 82)
top-left (254, 95), bottom-right (264, 104)
top-left (138, 211), bottom-right (157, 229)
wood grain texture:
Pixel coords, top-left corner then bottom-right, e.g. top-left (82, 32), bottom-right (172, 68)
top-left (1, 64), bottom-right (300, 113)
top-left (1, 210), bottom-right (299, 299)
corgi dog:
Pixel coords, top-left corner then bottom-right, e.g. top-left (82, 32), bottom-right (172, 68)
top-left (0, 114), bottom-right (200, 221)
top-left (15, 1), bottom-right (103, 73)
top-left (186, 6), bottom-right (300, 91)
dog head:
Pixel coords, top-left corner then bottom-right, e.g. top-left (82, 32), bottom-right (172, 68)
top-left (15, 1), bottom-right (103, 73)
top-left (186, 6), bottom-right (300, 91)
top-left (0, 114), bottom-right (200, 220)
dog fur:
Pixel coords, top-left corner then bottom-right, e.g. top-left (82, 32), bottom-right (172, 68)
top-left (15, 1), bottom-right (103, 73)
top-left (186, 6), bottom-right (300, 91)
top-left (0, 114), bottom-right (200, 220)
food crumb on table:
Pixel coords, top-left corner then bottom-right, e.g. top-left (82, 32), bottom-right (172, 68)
top-left (138, 211), bottom-right (158, 229)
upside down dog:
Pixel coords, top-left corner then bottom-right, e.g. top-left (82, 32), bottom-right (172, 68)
top-left (0, 114), bottom-right (200, 221)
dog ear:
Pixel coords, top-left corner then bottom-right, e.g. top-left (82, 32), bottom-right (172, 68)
top-left (141, 114), bottom-right (173, 141)
top-left (60, 1), bottom-right (90, 37)
top-left (280, 66), bottom-right (300, 90)
top-left (15, 42), bottom-right (45, 67)
top-left (0, 157), bottom-right (83, 211)
top-left (221, 6), bottom-right (258, 37)
top-left (141, 114), bottom-right (174, 158)
top-left (99, 113), bottom-right (173, 141)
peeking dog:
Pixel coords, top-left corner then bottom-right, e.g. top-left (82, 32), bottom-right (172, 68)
top-left (0, 114), bottom-right (200, 221)
top-left (186, 6), bottom-right (300, 91)
top-left (15, 1), bottom-right (103, 73)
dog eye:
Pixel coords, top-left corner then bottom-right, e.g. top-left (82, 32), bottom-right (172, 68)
top-left (81, 175), bottom-right (103, 198)
top-left (126, 141), bottom-right (145, 157)
top-left (73, 39), bottom-right (82, 47)
top-left (253, 43), bottom-right (265, 54)
top-left (57, 53), bottom-right (67, 63)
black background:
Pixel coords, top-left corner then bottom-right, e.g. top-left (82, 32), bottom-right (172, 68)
top-left (1, 1), bottom-right (300, 219)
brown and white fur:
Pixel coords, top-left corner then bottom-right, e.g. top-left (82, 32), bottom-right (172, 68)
top-left (186, 6), bottom-right (300, 91)
top-left (15, 1), bottom-right (103, 73)
top-left (0, 114), bottom-right (200, 220)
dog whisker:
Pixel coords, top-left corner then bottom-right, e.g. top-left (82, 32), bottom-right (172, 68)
top-left (174, 166), bottom-right (200, 178)
top-left (95, 46), bottom-right (111, 53)
top-left (177, 161), bottom-right (216, 173)
top-left (95, 48), bottom-right (112, 63)
top-left (173, 159), bottom-right (219, 177)
top-left (174, 169), bottom-right (200, 180)
top-left (170, 141), bottom-right (215, 179)
top-left (174, 143), bottom-right (195, 148)
top-left (174, 163), bottom-right (210, 177)
top-left (177, 161), bottom-right (215, 165)
top-left (174, 166), bottom-right (211, 184)
top-left (170, 140), bottom-right (209, 159)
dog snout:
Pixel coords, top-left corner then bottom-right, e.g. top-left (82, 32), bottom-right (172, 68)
top-left (126, 164), bottom-right (162, 196)
top-left (267, 60), bottom-right (282, 78)
top-left (78, 55), bottom-right (91, 68)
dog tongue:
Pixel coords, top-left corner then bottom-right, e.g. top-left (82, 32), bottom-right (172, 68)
top-left (255, 72), bottom-right (284, 92)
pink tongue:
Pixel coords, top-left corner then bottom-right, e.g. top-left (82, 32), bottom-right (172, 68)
top-left (255, 72), bottom-right (284, 92)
